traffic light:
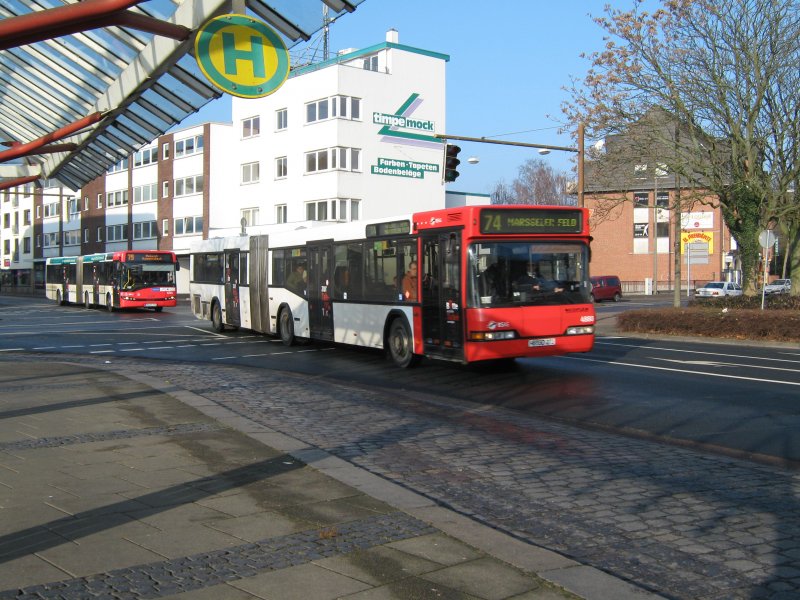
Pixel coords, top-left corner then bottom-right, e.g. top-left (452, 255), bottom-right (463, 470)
top-left (444, 143), bottom-right (461, 182)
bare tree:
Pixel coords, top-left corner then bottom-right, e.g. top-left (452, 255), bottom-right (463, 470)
top-left (563, 0), bottom-right (800, 295)
top-left (491, 158), bottom-right (571, 205)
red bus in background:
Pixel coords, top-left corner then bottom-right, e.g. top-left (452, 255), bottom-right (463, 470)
top-left (46, 250), bottom-right (179, 311)
top-left (190, 204), bottom-right (595, 367)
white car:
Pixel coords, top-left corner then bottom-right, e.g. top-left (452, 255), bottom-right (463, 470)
top-left (764, 279), bottom-right (791, 295)
top-left (695, 281), bottom-right (743, 298)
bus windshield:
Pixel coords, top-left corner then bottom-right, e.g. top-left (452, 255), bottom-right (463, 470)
top-left (120, 264), bottom-right (176, 291)
top-left (467, 241), bottom-right (590, 307)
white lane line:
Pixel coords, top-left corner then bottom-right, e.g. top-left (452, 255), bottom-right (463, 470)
top-left (90, 350), bottom-right (115, 354)
top-left (241, 353), bottom-right (269, 358)
top-left (32, 346), bottom-right (56, 350)
top-left (565, 355), bottom-right (800, 387)
top-left (212, 356), bottom-right (237, 361)
top-left (174, 344), bottom-right (197, 348)
top-left (654, 357), bottom-right (800, 375)
top-left (120, 348), bottom-right (146, 352)
top-left (0, 348), bottom-right (25, 352)
top-left (595, 340), bottom-right (800, 365)
top-left (185, 326), bottom-right (226, 338)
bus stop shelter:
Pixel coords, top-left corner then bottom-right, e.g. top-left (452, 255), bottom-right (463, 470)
top-left (0, 0), bottom-right (363, 191)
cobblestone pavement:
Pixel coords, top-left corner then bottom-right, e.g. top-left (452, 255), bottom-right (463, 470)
top-left (8, 353), bottom-right (800, 599)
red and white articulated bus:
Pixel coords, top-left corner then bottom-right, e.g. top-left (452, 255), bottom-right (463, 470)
top-left (46, 250), bottom-right (179, 311)
top-left (189, 205), bottom-right (595, 367)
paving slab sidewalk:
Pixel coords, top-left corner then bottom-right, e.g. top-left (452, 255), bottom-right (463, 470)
top-left (0, 357), bottom-right (659, 600)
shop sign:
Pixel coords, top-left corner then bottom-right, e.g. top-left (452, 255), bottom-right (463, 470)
top-left (680, 230), bottom-right (714, 254)
top-left (375, 93), bottom-right (441, 149)
top-left (371, 157), bottom-right (439, 179)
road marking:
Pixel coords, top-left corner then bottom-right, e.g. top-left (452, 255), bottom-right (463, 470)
top-left (90, 350), bottom-right (115, 354)
top-left (120, 348), bottom-right (146, 352)
top-left (185, 325), bottom-right (226, 338)
top-left (654, 357), bottom-right (800, 374)
top-left (32, 346), bottom-right (56, 350)
top-left (595, 339), bottom-right (800, 365)
top-left (212, 356), bottom-right (237, 361)
top-left (566, 355), bottom-right (800, 387)
top-left (0, 348), bottom-right (25, 352)
top-left (241, 353), bottom-right (269, 358)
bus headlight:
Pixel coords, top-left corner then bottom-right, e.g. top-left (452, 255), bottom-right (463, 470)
top-left (566, 326), bottom-right (594, 335)
top-left (470, 330), bottom-right (518, 341)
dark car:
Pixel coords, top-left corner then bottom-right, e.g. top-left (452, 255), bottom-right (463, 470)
top-left (590, 275), bottom-right (622, 302)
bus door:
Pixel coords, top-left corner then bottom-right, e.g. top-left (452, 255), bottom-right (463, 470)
top-left (308, 240), bottom-right (334, 341)
top-left (224, 250), bottom-right (241, 327)
top-left (421, 231), bottom-right (464, 361)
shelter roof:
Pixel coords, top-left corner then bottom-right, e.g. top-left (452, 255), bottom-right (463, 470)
top-left (0, 0), bottom-right (362, 190)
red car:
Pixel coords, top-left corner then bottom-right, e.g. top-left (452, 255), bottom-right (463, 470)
top-left (590, 275), bottom-right (622, 302)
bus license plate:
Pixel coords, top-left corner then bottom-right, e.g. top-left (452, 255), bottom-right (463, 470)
top-left (144, 303), bottom-right (157, 307)
top-left (528, 338), bottom-right (556, 347)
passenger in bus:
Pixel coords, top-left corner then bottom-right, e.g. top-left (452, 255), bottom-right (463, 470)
top-left (515, 262), bottom-right (563, 295)
top-left (402, 261), bottom-right (418, 300)
top-left (334, 266), bottom-right (350, 299)
top-left (286, 263), bottom-right (307, 295)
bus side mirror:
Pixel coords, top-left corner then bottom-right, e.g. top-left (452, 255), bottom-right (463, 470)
top-left (176, 262), bottom-right (181, 271)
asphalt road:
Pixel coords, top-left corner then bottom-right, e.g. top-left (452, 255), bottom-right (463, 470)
top-left (2, 293), bottom-right (800, 599)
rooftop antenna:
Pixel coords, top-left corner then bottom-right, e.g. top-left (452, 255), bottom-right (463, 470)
top-left (323, 5), bottom-right (330, 60)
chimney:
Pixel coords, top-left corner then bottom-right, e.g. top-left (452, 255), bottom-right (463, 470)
top-left (386, 29), bottom-right (398, 43)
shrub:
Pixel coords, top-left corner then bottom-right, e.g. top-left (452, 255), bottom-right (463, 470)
top-left (617, 303), bottom-right (800, 343)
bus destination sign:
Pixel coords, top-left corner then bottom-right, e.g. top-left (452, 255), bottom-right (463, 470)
top-left (480, 209), bottom-right (583, 235)
top-left (127, 253), bottom-right (174, 263)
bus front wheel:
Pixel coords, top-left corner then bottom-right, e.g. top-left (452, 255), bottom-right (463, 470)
top-left (388, 318), bottom-right (419, 368)
top-left (279, 307), bottom-right (295, 346)
top-left (211, 301), bottom-right (225, 332)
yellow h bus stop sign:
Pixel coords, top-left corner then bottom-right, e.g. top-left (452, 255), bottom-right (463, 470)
top-left (195, 14), bottom-right (290, 99)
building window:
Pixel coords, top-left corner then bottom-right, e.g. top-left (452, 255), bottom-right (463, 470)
top-left (96, 227), bottom-right (103, 242)
top-left (84, 228), bottom-right (89, 243)
top-left (174, 175), bottom-right (203, 197)
top-left (276, 204), bottom-right (287, 224)
top-left (162, 181), bottom-right (169, 198)
top-left (133, 147), bottom-right (158, 167)
top-left (63, 230), bottom-right (81, 246)
top-left (243, 116), bottom-right (260, 138)
top-left (23, 237), bottom-right (31, 254)
top-left (306, 98), bottom-right (330, 123)
top-left (162, 219), bottom-right (169, 237)
top-left (43, 202), bottom-right (59, 218)
top-left (134, 183), bottom-right (158, 204)
top-left (162, 142), bottom-right (170, 160)
top-left (97, 194), bottom-right (103, 209)
top-left (363, 55), bottom-right (378, 71)
top-left (634, 164), bottom-right (647, 179)
top-left (306, 200), bottom-right (328, 221)
top-left (276, 108), bottom-right (287, 130)
top-left (351, 97), bottom-right (361, 120)
top-left (84, 197), bottom-right (89, 211)
top-left (106, 224), bottom-right (128, 242)
top-left (174, 216), bottom-right (203, 236)
top-left (107, 157), bottom-right (128, 173)
top-left (656, 191), bottom-right (669, 208)
top-left (656, 222), bottom-right (670, 237)
top-left (133, 221), bottom-right (157, 240)
top-left (241, 161), bottom-right (260, 184)
top-left (633, 192), bottom-right (649, 208)
top-left (276, 156), bottom-right (287, 179)
top-left (106, 190), bottom-right (129, 207)
top-left (175, 134), bottom-right (203, 158)
top-left (305, 149), bottom-right (329, 173)
top-left (241, 207), bottom-right (259, 227)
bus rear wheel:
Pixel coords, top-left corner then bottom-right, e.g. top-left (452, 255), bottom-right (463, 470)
top-left (279, 307), bottom-right (295, 346)
top-left (388, 317), bottom-right (419, 368)
top-left (211, 301), bottom-right (225, 332)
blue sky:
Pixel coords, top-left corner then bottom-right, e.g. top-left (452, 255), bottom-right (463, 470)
top-left (186, 0), bottom-right (616, 196)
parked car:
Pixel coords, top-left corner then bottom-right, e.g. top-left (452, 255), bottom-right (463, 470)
top-left (695, 281), bottom-right (743, 298)
top-left (590, 275), bottom-right (622, 302)
top-left (763, 279), bottom-right (792, 295)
